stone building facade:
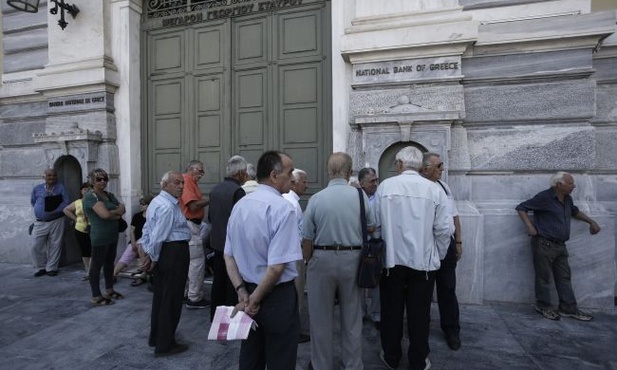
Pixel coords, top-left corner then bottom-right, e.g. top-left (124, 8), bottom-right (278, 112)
top-left (1, 0), bottom-right (616, 309)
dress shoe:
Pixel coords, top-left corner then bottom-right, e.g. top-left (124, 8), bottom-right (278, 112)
top-left (34, 269), bottom-right (46, 277)
top-left (446, 335), bottom-right (461, 351)
top-left (46, 270), bottom-right (59, 276)
top-left (298, 332), bottom-right (310, 343)
top-left (154, 343), bottom-right (188, 357)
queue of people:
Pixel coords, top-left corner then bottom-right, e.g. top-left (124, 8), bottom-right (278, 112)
top-left (28, 148), bottom-right (602, 366)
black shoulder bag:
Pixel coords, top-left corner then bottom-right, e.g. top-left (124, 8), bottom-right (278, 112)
top-left (357, 188), bottom-right (385, 289)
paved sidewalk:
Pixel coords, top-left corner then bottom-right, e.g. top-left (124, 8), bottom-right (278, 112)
top-left (0, 262), bottom-right (616, 370)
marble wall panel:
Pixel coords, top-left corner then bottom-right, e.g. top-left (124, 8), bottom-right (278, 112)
top-left (594, 84), bottom-right (617, 124)
top-left (469, 173), bottom-right (602, 205)
top-left (481, 212), bottom-right (615, 309)
top-left (462, 50), bottom-right (591, 80)
top-left (0, 101), bottom-right (47, 121)
top-left (595, 126), bottom-right (617, 170)
top-left (464, 80), bottom-right (595, 122)
top-left (45, 111), bottom-right (116, 138)
top-left (456, 203), bottom-right (484, 304)
top-left (349, 84), bottom-right (464, 122)
top-left (0, 121), bottom-right (45, 146)
top-left (592, 56), bottom-right (617, 81)
top-left (466, 125), bottom-right (595, 171)
top-left (0, 148), bottom-right (53, 177)
top-left (3, 27), bottom-right (47, 54)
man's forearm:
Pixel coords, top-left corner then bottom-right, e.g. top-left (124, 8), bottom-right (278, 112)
top-left (251, 264), bottom-right (285, 304)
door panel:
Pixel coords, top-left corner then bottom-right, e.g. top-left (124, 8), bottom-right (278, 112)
top-left (144, 2), bottom-right (330, 196)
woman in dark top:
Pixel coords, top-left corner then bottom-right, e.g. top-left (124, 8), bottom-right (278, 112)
top-left (82, 168), bottom-right (126, 306)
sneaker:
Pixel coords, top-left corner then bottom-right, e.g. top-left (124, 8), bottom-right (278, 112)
top-left (424, 358), bottom-right (432, 370)
top-left (379, 350), bottom-right (395, 370)
top-left (185, 299), bottom-right (210, 309)
top-left (558, 309), bottom-right (593, 321)
top-left (534, 305), bottom-right (560, 320)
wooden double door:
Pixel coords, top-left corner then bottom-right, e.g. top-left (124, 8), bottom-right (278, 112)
top-left (143, 1), bottom-right (331, 196)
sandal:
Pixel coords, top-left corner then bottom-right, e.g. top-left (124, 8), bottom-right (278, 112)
top-left (106, 291), bottom-right (124, 300)
top-left (130, 278), bottom-right (146, 287)
top-left (91, 297), bottom-right (114, 306)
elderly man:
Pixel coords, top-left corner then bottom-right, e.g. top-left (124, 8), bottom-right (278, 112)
top-left (516, 171), bottom-right (601, 322)
top-left (179, 160), bottom-right (210, 309)
top-left (208, 155), bottom-right (248, 320)
top-left (283, 168), bottom-right (310, 343)
top-left (358, 167), bottom-right (381, 330)
top-left (242, 163), bottom-right (258, 194)
top-left (141, 171), bottom-right (192, 357)
top-left (30, 169), bottom-right (70, 277)
top-left (376, 146), bottom-right (451, 370)
top-left (224, 150), bottom-right (301, 370)
top-left (420, 153), bottom-right (462, 351)
top-left (302, 152), bottom-right (374, 370)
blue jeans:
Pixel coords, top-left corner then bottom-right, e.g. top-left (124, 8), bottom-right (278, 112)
top-left (531, 236), bottom-right (578, 313)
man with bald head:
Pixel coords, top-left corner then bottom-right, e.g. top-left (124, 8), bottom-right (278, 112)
top-left (302, 152), bottom-right (375, 369)
top-left (141, 171), bottom-right (192, 357)
top-left (516, 171), bottom-right (601, 322)
top-left (30, 168), bottom-right (70, 277)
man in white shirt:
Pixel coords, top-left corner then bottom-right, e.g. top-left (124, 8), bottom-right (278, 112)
top-left (224, 151), bottom-right (302, 369)
top-left (283, 168), bottom-right (310, 343)
top-left (421, 152), bottom-right (462, 351)
top-left (375, 146), bottom-right (451, 370)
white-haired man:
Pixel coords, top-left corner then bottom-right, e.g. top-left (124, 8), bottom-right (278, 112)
top-left (283, 168), bottom-right (310, 343)
top-left (375, 146), bottom-right (451, 370)
top-left (516, 171), bottom-right (601, 321)
top-left (208, 155), bottom-right (248, 320)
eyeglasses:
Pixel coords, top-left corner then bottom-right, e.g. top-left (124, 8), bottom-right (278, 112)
top-left (139, 202), bottom-right (149, 206)
top-left (428, 162), bottom-right (444, 169)
top-left (95, 177), bottom-right (109, 182)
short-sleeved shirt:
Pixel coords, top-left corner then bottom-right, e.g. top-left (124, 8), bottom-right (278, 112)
top-left (515, 188), bottom-right (579, 242)
top-left (141, 190), bottom-right (191, 262)
top-left (437, 180), bottom-right (459, 218)
top-left (82, 190), bottom-right (120, 246)
top-left (31, 182), bottom-right (69, 221)
top-left (224, 184), bottom-right (301, 285)
top-left (302, 178), bottom-right (374, 246)
top-left (180, 173), bottom-right (204, 220)
top-left (283, 190), bottom-right (303, 238)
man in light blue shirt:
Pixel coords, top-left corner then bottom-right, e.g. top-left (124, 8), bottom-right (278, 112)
top-left (225, 151), bottom-right (302, 370)
top-left (141, 171), bottom-right (191, 357)
top-left (30, 169), bottom-right (69, 277)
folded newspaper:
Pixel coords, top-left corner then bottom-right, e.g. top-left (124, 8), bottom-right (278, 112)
top-left (207, 305), bottom-right (257, 341)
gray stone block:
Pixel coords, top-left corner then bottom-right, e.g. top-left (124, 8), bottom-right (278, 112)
top-left (467, 125), bottom-right (596, 171)
top-left (462, 50), bottom-right (591, 81)
top-left (593, 56), bottom-right (617, 81)
top-left (594, 84), bottom-right (617, 124)
top-left (0, 121), bottom-right (45, 146)
top-left (350, 84), bottom-right (464, 122)
top-left (595, 127), bottom-right (617, 171)
top-left (464, 80), bottom-right (595, 122)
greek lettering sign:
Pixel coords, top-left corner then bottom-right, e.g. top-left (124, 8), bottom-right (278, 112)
top-left (144, 0), bottom-right (316, 30)
top-left (352, 57), bottom-right (462, 85)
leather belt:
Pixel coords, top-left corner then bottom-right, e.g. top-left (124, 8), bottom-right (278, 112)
top-left (314, 245), bottom-right (362, 251)
top-left (36, 214), bottom-right (64, 222)
top-left (538, 236), bottom-right (565, 246)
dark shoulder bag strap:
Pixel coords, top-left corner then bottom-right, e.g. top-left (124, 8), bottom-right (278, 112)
top-left (436, 180), bottom-right (449, 196)
top-left (357, 188), bottom-right (368, 244)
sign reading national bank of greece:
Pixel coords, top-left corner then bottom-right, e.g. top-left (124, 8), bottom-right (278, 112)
top-left (352, 57), bottom-right (462, 85)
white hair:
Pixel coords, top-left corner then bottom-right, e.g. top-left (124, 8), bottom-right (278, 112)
top-left (395, 146), bottom-right (423, 171)
top-left (226, 155), bottom-right (247, 177)
top-left (292, 168), bottom-right (306, 182)
top-left (550, 171), bottom-right (571, 187)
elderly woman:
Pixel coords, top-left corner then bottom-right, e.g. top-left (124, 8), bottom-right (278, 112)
top-left (82, 168), bottom-right (126, 306)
